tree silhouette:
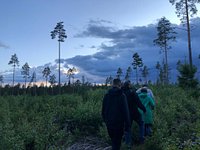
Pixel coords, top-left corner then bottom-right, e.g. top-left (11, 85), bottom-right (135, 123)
top-left (0, 75), bottom-right (3, 95)
top-left (132, 52), bottom-right (143, 84)
top-left (106, 75), bottom-right (113, 85)
top-left (169, 0), bottom-right (200, 68)
top-left (177, 61), bottom-right (198, 88)
top-left (49, 74), bottom-right (56, 94)
top-left (51, 22), bottom-right (67, 92)
top-left (125, 66), bottom-right (132, 81)
top-left (116, 67), bottom-right (123, 80)
top-left (21, 62), bottom-right (30, 88)
top-left (141, 65), bottom-right (149, 84)
top-left (49, 74), bottom-right (56, 87)
top-left (155, 61), bottom-right (165, 85)
top-left (29, 71), bottom-right (37, 95)
top-left (0, 75), bottom-right (3, 87)
top-left (67, 67), bottom-right (77, 85)
top-left (8, 53), bottom-right (19, 87)
top-left (154, 17), bottom-right (176, 84)
top-left (42, 67), bottom-right (51, 87)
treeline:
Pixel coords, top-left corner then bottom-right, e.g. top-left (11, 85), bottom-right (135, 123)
top-left (0, 83), bottom-right (107, 96)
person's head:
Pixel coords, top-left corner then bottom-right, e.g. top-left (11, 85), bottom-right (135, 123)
top-left (123, 80), bottom-right (131, 89)
top-left (142, 84), bottom-right (148, 88)
top-left (141, 88), bottom-right (147, 93)
top-left (112, 78), bottom-right (122, 88)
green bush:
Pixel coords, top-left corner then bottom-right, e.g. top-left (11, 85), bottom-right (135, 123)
top-left (0, 85), bottom-right (199, 149)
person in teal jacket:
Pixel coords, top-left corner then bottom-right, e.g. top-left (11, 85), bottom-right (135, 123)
top-left (138, 88), bottom-right (155, 136)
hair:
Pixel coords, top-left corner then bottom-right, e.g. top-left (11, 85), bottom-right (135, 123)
top-left (141, 88), bottom-right (148, 93)
top-left (123, 80), bottom-right (131, 88)
top-left (142, 84), bottom-right (148, 87)
top-left (112, 78), bottom-right (121, 87)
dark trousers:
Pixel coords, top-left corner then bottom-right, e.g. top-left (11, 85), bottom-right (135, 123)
top-left (132, 117), bottom-right (145, 144)
top-left (107, 128), bottom-right (124, 150)
top-left (145, 124), bottom-right (152, 136)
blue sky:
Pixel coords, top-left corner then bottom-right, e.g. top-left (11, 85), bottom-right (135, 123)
top-left (0, 0), bottom-right (200, 83)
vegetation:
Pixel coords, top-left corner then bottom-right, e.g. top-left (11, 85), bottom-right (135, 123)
top-left (50, 22), bottom-right (67, 93)
top-left (0, 85), bottom-right (199, 149)
top-left (116, 67), bottom-right (123, 80)
top-left (154, 17), bottom-right (176, 84)
top-left (8, 53), bottom-right (19, 87)
top-left (132, 52), bottom-right (143, 84)
top-left (42, 66), bottom-right (51, 87)
top-left (1, 1), bottom-right (200, 149)
top-left (177, 61), bottom-right (198, 89)
top-left (21, 62), bottom-right (30, 89)
top-left (169, 0), bottom-right (200, 67)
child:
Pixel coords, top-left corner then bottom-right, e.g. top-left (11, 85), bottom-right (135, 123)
top-left (138, 88), bottom-right (155, 136)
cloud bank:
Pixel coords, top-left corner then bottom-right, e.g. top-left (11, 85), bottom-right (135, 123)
top-left (2, 18), bottom-right (200, 84)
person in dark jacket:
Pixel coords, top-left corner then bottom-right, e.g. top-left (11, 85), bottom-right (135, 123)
top-left (102, 78), bottom-right (131, 150)
top-left (122, 80), bottom-right (146, 144)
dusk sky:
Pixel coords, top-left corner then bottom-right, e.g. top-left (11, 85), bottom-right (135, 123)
top-left (0, 0), bottom-right (200, 84)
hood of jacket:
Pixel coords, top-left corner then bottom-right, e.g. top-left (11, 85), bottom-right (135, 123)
top-left (139, 92), bottom-right (148, 99)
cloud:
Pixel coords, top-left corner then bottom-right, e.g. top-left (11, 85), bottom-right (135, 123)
top-left (2, 18), bottom-right (200, 84)
top-left (0, 41), bottom-right (9, 49)
top-left (70, 18), bottom-right (200, 83)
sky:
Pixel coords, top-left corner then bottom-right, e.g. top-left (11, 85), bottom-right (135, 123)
top-left (0, 0), bottom-right (200, 84)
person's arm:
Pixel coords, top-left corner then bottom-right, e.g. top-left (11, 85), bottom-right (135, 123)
top-left (136, 88), bottom-right (141, 94)
top-left (133, 92), bottom-right (146, 113)
top-left (148, 96), bottom-right (155, 109)
top-left (121, 94), bottom-right (131, 131)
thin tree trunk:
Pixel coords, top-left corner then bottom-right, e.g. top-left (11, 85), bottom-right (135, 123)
top-left (13, 65), bottom-right (15, 87)
top-left (136, 67), bottom-right (138, 84)
top-left (58, 41), bottom-right (61, 94)
top-left (164, 43), bottom-right (168, 84)
top-left (185, 0), bottom-right (193, 68)
top-left (12, 65), bottom-right (15, 95)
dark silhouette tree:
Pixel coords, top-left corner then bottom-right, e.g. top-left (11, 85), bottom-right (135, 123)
top-left (156, 61), bottom-right (165, 84)
top-left (74, 79), bottom-right (81, 87)
top-left (67, 67), bottom-right (77, 85)
top-left (125, 66), bottom-right (132, 81)
top-left (29, 71), bottom-right (36, 86)
top-left (106, 75), bottom-right (113, 85)
top-left (49, 74), bottom-right (56, 94)
top-left (169, 0), bottom-right (200, 68)
top-left (8, 53), bottom-right (19, 87)
top-left (0, 75), bottom-right (3, 86)
top-left (21, 62), bottom-right (30, 88)
top-left (82, 75), bottom-right (85, 85)
top-left (177, 61), bottom-right (198, 88)
top-left (42, 67), bottom-right (51, 87)
top-left (105, 77), bottom-right (110, 86)
top-left (132, 52), bottom-right (143, 84)
top-left (49, 74), bottom-right (56, 86)
top-left (51, 22), bottom-right (67, 92)
top-left (29, 71), bottom-right (37, 95)
top-left (116, 67), bottom-right (123, 80)
top-left (154, 17), bottom-right (176, 84)
top-left (141, 65), bottom-right (149, 84)
top-left (0, 75), bottom-right (3, 95)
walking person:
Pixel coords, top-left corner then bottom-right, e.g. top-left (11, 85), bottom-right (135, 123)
top-left (122, 80), bottom-right (146, 145)
top-left (138, 88), bottom-right (155, 136)
top-left (136, 84), bottom-right (155, 100)
top-left (102, 78), bottom-right (131, 150)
